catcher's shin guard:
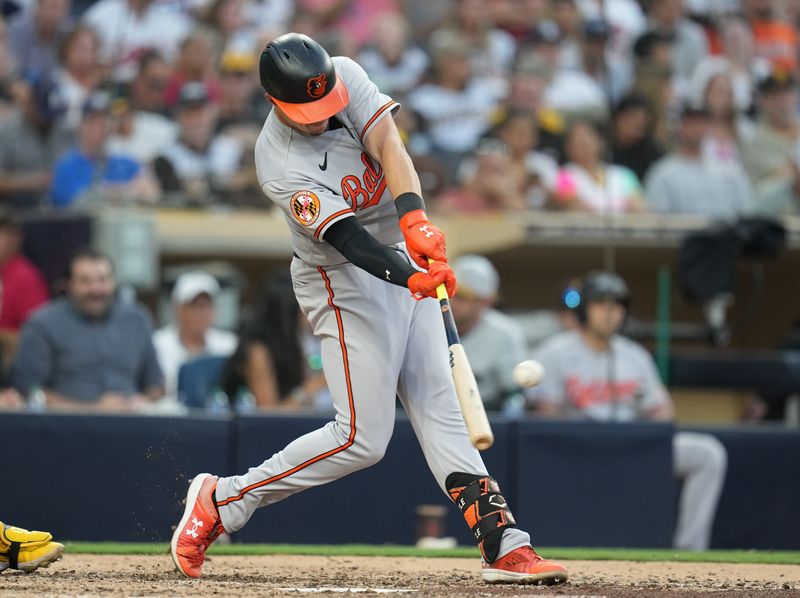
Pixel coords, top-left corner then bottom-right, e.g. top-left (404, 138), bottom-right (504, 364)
top-left (446, 473), bottom-right (516, 563)
top-left (0, 522), bottom-right (64, 573)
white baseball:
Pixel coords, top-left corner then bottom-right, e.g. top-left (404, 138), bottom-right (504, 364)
top-left (513, 360), bottom-right (545, 388)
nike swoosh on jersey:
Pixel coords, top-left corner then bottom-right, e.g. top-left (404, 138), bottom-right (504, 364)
top-left (319, 152), bottom-right (328, 171)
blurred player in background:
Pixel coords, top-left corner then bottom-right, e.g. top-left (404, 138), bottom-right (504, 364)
top-left (450, 254), bottom-right (528, 413)
top-left (529, 271), bottom-right (728, 550)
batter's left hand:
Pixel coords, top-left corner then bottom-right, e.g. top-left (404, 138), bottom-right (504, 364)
top-left (399, 209), bottom-right (447, 268)
top-left (407, 261), bottom-right (457, 300)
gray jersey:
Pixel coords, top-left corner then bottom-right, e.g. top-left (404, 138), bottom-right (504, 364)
top-left (461, 309), bottom-right (528, 411)
top-left (255, 56), bottom-right (402, 266)
top-left (528, 330), bottom-right (670, 421)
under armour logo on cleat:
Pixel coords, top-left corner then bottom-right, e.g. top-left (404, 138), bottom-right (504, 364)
top-left (385, 269), bottom-right (391, 281)
top-left (186, 516), bottom-right (203, 539)
top-left (419, 225), bottom-right (434, 238)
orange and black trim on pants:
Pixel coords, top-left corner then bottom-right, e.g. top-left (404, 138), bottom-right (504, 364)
top-left (216, 267), bottom-right (356, 508)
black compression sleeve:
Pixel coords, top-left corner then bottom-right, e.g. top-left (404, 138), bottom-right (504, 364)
top-left (323, 217), bottom-right (417, 287)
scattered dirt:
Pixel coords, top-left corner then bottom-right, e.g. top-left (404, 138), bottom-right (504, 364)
top-left (1, 554), bottom-right (799, 597)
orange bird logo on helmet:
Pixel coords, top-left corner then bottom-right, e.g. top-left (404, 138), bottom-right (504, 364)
top-left (307, 73), bottom-right (327, 99)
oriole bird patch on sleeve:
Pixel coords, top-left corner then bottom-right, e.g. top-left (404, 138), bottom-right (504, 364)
top-left (290, 191), bottom-right (321, 226)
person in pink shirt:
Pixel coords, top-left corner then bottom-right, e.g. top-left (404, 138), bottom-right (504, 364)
top-left (0, 209), bottom-right (49, 346)
top-left (297, 0), bottom-right (399, 55)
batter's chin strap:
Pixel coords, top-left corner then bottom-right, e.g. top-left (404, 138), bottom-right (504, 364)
top-left (446, 473), bottom-right (517, 563)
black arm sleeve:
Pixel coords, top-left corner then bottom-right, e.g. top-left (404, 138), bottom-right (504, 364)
top-left (323, 216), bottom-right (417, 287)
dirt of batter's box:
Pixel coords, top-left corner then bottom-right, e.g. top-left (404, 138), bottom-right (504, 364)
top-left (1, 554), bottom-right (799, 597)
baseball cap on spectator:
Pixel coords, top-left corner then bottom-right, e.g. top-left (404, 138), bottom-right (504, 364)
top-left (678, 102), bottom-right (710, 120)
top-left (534, 20), bottom-right (561, 45)
top-left (32, 77), bottom-right (68, 122)
top-left (452, 255), bottom-right (499, 301)
top-left (429, 29), bottom-right (471, 61)
top-left (633, 31), bottom-right (674, 60)
top-left (757, 68), bottom-right (796, 94)
top-left (82, 91), bottom-right (112, 117)
top-left (584, 19), bottom-right (610, 41)
top-left (177, 82), bottom-right (211, 108)
top-left (172, 271), bottom-right (220, 304)
top-left (220, 50), bottom-right (256, 75)
top-left (614, 94), bottom-right (651, 114)
top-left (474, 136), bottom-right (510, 157)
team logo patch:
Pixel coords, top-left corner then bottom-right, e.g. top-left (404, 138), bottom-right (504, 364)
top-left (307, 73), bottom-right (327, 99)
top-left (290, 190), bottom-right (321, 226)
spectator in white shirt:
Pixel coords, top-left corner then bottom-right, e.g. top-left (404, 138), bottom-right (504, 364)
top-left (641, 0), bottom-right (708, 93)
top-left (695, 71), bottom-right (754, 166)
top-left (645, 105), bottom-right (752, 217)
top-left (356, 12), bottom-right (428, 97)
top-left (153, 270), bottom-right (237, 398)
top-left (552, 0), bottom-right (585, 70)
top-left (7, 0), bottom-right (73, 79)
top-left (407, 30), bottom-right (505, 178)
top-left (446, 0), bottom-right (517, 81)
top-left (153, 82), bottom-right (244, 204)
top-left (83, 0), bottom-right (191, 82)
top-left (578, 19), bottom-right (634, 105)
top-left (450, 254), bottom-right (528, 413)
top-left (107, 50), bottom-right (179, 164)
top-left (689, 14), bottom-right (771, 114)
top-left (53, 25), bottom-right (102, 129)
top-left (518, 21), bottom-right (608, 119)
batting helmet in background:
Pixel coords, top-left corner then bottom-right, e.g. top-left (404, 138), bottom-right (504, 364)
top-left (568, 271), bottom-right (630, 324)
top-left (259, 33), bottom-right (350, 124)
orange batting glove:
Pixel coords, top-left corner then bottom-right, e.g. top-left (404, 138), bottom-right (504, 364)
top-left (399, 209), bottom-right (448, 268)
top-left (407, 261), bottom-right (457, 300)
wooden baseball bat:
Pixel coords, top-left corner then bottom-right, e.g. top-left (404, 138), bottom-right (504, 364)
top-left (430, 262), bottom-right (494, 450)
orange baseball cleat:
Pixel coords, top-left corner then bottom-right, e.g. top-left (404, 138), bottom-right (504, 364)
top-left (170, 473), bottom-right (225, 578)
top-left (481, 545), bottom-right (568, 585)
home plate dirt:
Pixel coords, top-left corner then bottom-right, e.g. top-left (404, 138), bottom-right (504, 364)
top-left (1, 554), bottom-right (799, 597)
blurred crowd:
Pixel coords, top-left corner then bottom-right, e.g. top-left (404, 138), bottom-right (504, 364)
top-left (1, 0), bottom-right (800, 216)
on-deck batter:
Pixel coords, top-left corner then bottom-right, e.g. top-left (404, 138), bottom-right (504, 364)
top-left (170, 33), bottom-right (568, 586)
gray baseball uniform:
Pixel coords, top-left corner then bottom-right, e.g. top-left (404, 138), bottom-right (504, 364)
top-left (529, 330), bottom-right (727, 550)
top-left (213, 56), bottom-right (531, 555)
top-left (461, 308), bottom-right (528, 412)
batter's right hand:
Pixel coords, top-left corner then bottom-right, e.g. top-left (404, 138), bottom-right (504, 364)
top-left (399, 210), bottom-right (448, 268)
top-left (407, 261), bottom-right (457, 300)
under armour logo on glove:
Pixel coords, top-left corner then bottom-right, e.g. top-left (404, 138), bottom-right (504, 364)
top-left (419, 224), bottom-right (434, 238)
top-left (186, 516), bottom-right (203, 539)
top-left (399, 209), bottom-right (448, 268)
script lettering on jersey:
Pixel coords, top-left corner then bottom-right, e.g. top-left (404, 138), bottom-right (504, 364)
top-left (564, 376), bottom-right (641, 410)
top-left (340, 152), bottom-right (386, 211)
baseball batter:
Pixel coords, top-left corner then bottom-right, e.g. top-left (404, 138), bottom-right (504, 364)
top-left (171, 33), bottom-right (567, 585)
